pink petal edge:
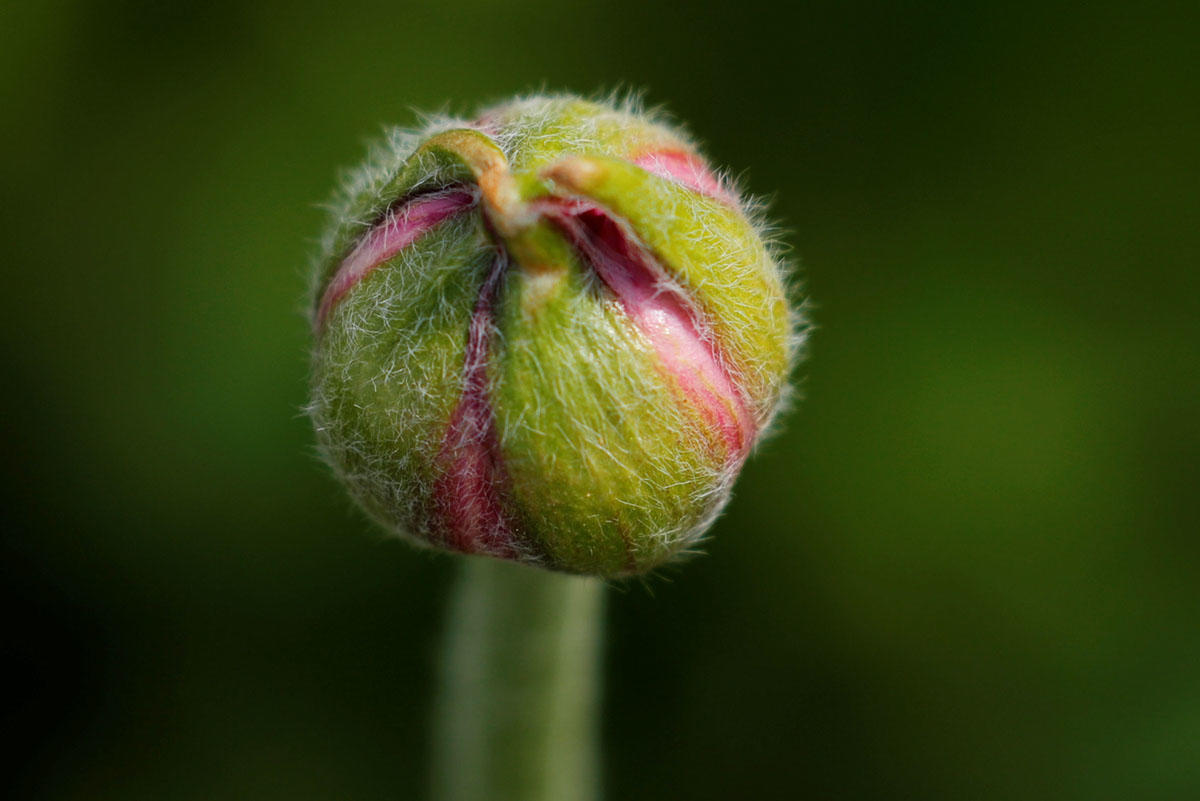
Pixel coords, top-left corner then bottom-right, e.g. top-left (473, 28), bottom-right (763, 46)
top-left (314, 188), bottom-right (478, 331)
top-left (633, 149), bottom-right (735, 204)
top-left (546, 201), bottom-right (756, 462)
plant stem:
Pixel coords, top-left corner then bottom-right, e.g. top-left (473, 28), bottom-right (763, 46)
top-left (431, 557), bottom-right (605, 801)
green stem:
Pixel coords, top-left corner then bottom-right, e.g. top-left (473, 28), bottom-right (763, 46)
top-left (431, 557), bottom-right (605, 801)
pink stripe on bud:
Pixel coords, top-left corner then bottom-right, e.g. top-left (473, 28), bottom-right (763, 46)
top-left (315, 189), bottom-right (477, 331)
top-left (432, 255), bottom-right (516, 556)
top-left (632, 149), bottom-right (734, 203)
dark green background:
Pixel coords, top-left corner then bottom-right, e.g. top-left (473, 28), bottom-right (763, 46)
top-left (4, 1), bottom-right (1198, 798)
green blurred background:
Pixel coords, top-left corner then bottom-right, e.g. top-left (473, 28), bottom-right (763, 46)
top-left (3, 1), bottom-right (1198, 798)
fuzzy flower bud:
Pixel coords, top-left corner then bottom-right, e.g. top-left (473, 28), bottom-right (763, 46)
top-left (309, 94), bottom-right (802, 577)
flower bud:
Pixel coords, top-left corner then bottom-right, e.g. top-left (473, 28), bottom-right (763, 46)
top-left (309, 94), bottom-right (802, 577)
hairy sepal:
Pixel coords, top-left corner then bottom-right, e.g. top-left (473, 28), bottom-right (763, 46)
top-left (490, 220), bottom-right (731, 576)
top-left (311, 215), bottom-right (495, 547)
top-left (543, 156), bottom-right (793, 427)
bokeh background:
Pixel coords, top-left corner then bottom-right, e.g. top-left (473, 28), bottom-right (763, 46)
top-left (4, 1), bottom-right (1198, 798)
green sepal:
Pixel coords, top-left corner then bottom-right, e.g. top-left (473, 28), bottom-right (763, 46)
top-left (311, 214), bottom-right (494, 543)
top-left (490, 219), bottom-right (725, 576)
top-left (319, 129), bottom-right (507, 292)
top-left (542, 155), bottom-right (791, 423)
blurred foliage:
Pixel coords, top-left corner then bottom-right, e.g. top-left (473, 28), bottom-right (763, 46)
top-left (2, 1), bottom-right (1198, 799)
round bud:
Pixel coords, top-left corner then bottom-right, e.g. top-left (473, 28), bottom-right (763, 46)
top-left (309, 94), bottom-right (802, 577)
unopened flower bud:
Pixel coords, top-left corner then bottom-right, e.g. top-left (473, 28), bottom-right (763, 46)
top-left (309, 94), bottom-right (802, 577)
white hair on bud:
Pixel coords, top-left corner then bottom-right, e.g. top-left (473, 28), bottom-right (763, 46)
top-left (307, 93), bottom-right (806, 577)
